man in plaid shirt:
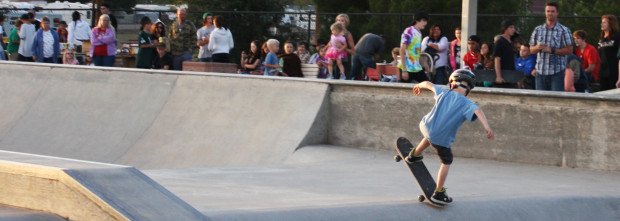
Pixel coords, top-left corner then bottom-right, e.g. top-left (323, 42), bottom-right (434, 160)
top-left (529, 2), bottom-right (573, 91)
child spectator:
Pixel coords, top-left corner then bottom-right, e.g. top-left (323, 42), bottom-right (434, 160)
top-left (154, 44), bottom-right (173, 70)
top-left (515, 44), bottom-right (537, 89)
top-left (405, 69), bottom-right (494, 205)
top-left (389, 47), bottom-right (400, 66)
top-left (239, 40), bottom-right (262, 75)
top-left (313, 46), bottom-right (329, 79)
top-left (308, 39), bottom-right (326, 64)
top-left (295, 41), bottom-right (311, 64)
top-left (137, 16), bottom-right (157, 69)
top-left (478, 42), bottom-right (494, 70)
top-left (325, 22), bottom-right (348, 79)
top-left (463, 35), bottom-right (481, 70)
top-left (57, 21), bottom-right (68, 43)
top-left (62, 49), bottom-right (78, 65)
top-left (573, 30), bottom-right (600, 83)
top-left (6, 20), bottom-right (22, 61)
top-left (280, 41), bottom-right (303, 77)
top-left (263, 39), bottom-right (283, 76)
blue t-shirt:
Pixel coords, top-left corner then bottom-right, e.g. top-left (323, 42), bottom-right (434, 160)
top-left (515, 55), bottom-right (536, 76)
top-left (263, 52), bottom-right (279, 76)
top-left (419, 85), bottom-right (478, 148)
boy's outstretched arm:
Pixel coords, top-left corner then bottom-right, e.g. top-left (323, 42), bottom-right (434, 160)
top-left (474, 108), bottom-right (495, 140)
top-left (412, 81), bottom-right (436, 95)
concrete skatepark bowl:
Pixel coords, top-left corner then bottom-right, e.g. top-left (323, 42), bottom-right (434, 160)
top-left (0, 62), bottom-right (619, 220)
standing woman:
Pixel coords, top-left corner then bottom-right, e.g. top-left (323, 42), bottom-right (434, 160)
top-left (136, 16), bottom-right (156, 69)
top-left (335, 14), bottom-right (356, 79)
top-left (89, 14), bottom-right (117, 67)
top-left (31, 17), bottom-right (60, 63)
top-left (152, 20), bottom-right (169, 52)
top-left (422, 24), bottom-right (450, 84)
top-left (597, 14), bottom-right (620, 90)
top-left (208, 16), bottom-right (234, 63)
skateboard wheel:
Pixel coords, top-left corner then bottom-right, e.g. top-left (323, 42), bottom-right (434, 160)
top-left (418, 195), bottom-right (425, 202)
top-left (394, 155), bottom-right (402, 162)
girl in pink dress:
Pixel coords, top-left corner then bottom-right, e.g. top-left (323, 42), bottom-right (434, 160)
top-left (325, 22), bottom-right (348, 79)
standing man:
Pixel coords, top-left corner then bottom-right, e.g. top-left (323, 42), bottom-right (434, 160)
top-left (493, 19), bottom-right (517, 84)
top-left (27, 10), bottom-right (40, 30)
top-left (99, 4), bottom-right (118, 32)
top-left (398, 12), bottom-right (429, 83)
top-left (349, 33), bottom-right (385, 80)
top-left (196, 12), bottom-right (215, 62)
top-left (169, 8), bottom-right (197, 70)
top-left (529, 2), bottom-right (573, 91)
top-left (18, 14), bottom-right (36, 62)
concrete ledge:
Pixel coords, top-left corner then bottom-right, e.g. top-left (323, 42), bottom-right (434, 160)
top-left (0, 151), bottom-right (207, 221)
top-left (327, 82), bottom-right (620, 171)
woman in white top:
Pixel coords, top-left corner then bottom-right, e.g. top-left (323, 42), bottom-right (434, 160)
top-left (208, 15), bottom-right (234, 63)
top-left (67, 11), bottom-right (92, 53)
top-left (422, 24), bottom-right (450, 84)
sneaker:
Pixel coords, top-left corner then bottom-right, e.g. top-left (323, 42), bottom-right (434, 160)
top-left (431, 187), bottom-right (453, 205)
top-left (404, 149), bottom-right (423, 163)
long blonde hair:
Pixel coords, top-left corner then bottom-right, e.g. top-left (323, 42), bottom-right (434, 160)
top-left (97, 14), bottom-right (115, 35)
top-left (335, 14), bottom-right (350, 35)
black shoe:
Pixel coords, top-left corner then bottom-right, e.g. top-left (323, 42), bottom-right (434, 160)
top-left (404, 148), bottom-right (423, 163)
top-left (431, 188), bottom-right (453, 205)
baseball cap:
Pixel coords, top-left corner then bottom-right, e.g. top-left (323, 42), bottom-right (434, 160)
top-left (202, 12), bottom-right (211, 20)
top-left (468, 35), bottom-right (481, 44)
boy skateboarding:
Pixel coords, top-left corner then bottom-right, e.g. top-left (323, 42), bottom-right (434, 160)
top-left (405, 68), bottom-right (495, 205)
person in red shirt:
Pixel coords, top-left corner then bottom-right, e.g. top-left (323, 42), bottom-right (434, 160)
top-left (573, 30), bottom-right (600, 82)
top-left (462, 35), bottom-right (481, 70)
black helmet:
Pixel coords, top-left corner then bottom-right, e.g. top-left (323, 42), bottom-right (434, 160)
top-left (449, 69), bottom-right (476, 95)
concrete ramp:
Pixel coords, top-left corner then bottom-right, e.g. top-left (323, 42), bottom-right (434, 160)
top-left (118, 75), bottom-right (328, 168)
top-left (0, 62), bottom-right (328, 169)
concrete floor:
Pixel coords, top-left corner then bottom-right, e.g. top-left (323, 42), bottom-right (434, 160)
top-left (146, 145), bottom-right (620, 220)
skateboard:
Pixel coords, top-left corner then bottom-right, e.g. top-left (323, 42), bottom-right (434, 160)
top-left (473, 69), bottom-right (525, 84)
top-left (394, 137), bottom-right (444, 206)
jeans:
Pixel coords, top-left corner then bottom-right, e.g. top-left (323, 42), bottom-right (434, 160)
top-left (433, 66), bottom-right (449, 85)
top-left (173, 52), bottom-right (192, 70)
top-left (93, 55), bottom-right (116, 67)
top-left (42, 57), bottom-right (55, 63)
top-left (199, 57), bottom-right (213, 62)
top-left (535, 71), bottom-right (564, 91)
top-left (349, 54), bottom-right (375, 80)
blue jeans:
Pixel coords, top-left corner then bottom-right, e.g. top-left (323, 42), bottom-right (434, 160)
top-left (42, 57), bottom-right (55, 63)
top-left (93, 55), bottom-right (115, 67)
top-left (173, 52), bottom-right (192, 70)
top-left (349, 54), bottom-right (375, 80)
top-left (433, 66), bottom-right (449, 85)
top-left (535, 71), bottom-right (564, 91)
top-left (199, 57), bottom-right (212, 62)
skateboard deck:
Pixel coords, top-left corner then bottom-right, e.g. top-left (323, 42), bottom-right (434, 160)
top-left (394, 137), bottom-right (443, 206)
top-left (473, 69), bottom-right (525, 84)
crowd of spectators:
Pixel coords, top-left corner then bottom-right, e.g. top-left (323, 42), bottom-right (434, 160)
top-left (1, 2), bottom-right (619, 92)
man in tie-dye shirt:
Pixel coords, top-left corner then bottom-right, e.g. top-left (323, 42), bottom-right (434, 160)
top-left (399, 12), bottom-right (429, 83)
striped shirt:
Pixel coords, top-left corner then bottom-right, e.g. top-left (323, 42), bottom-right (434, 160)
top-left (529, 22), bottom-right (573, 75)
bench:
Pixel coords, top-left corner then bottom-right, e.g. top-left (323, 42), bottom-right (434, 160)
top-left (302, 63), bottom-right (320, 78)
top-left (182, 61), bottom-right (239, 74)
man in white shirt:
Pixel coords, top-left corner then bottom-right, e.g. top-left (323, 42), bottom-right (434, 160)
top-left (67, 11), bottom-right (91, 53)
top-left (18, 14), bottom-right (36, 62)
